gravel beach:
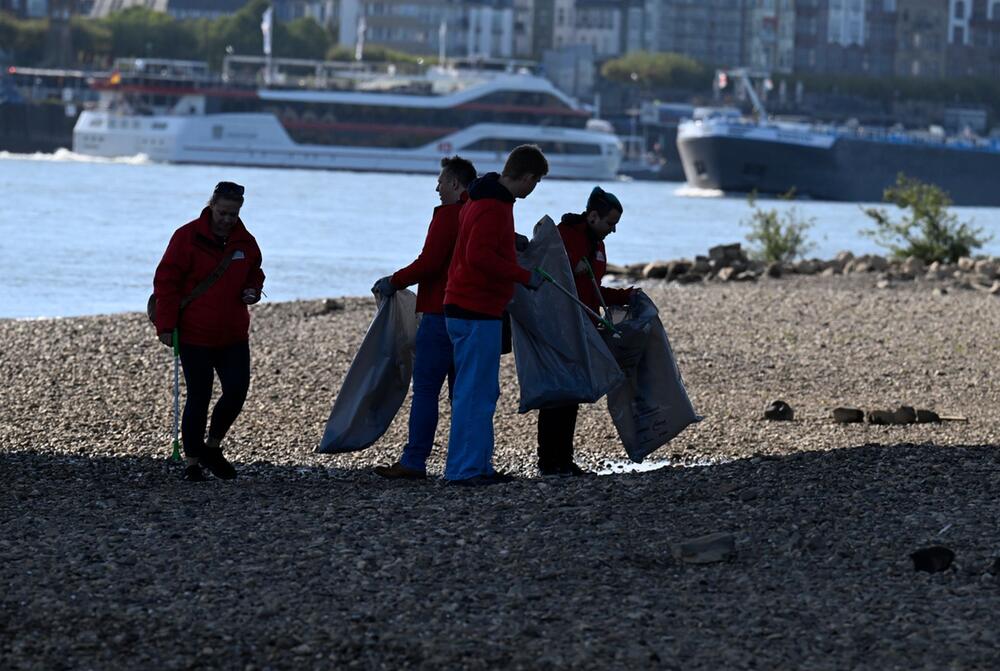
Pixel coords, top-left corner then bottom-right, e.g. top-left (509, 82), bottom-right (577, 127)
top-left (3, 275), bottom-right (1000, 669)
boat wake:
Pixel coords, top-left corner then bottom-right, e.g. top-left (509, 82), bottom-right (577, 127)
top-left (0, 148), bottom-right (152, 165)
top-left (673, 184), bottom-right (725, 198)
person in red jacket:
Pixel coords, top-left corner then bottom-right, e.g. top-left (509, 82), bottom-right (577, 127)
top-left (153, 181), bottom-right (265, 481)
top-left (370, 156), bottom-right (478, 479)
top-left (539, 186), bottom-right (633, 476)
top-left (443, 145), bottom-right (548, 485)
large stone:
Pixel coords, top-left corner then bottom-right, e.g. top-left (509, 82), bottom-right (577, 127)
top-left (795, 259), bottom-right (821, 275)
top-left (716, 267), bottom-right (736, 282)
top-left (766, 263), bottom-right (783, 278)
top-left (709, 243), bottom-right (744, 264)
top-left (911, 546), bottom-right (955, 573)
top-left (958, 256), bottom-right (976, 272)
top-left (671, 532), bottom-right (736, 564)
top-left (974, 259), bottom-right (998, 279)
top-left (866, 409), bottom-right (895, 425)
top-left (667, 260), bottom-right (692, 280)
top-left (901, 256), bottom-right (926, 276)
top-left (915, 408), bottom-right (941, 423)
top-left (763, 400), bottom-right (794, 421)
top-left (642, 261), bottom-right (670, 279)
top-left (832, 407), bottom-right (864, 423)
top-left (892, 405), bottom-right (917, 424)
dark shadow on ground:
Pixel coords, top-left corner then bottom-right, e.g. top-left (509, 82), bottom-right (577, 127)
top-left (2, 443), bottom-right (1000, 670)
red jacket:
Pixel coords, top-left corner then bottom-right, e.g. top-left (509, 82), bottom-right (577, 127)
top-left (558, 213), bottom-right (632, 314)
top-left (390, 196), bottom-right (465, 314)
top-left (444, 173), bottom-right (531, 318)
top-left (153, 208), bottom-right (265, 347)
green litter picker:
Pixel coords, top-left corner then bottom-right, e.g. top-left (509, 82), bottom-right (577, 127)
top-left (534, 268), bottom-right (619, 334)
top-left (170, 328), bottom-right (181, 462)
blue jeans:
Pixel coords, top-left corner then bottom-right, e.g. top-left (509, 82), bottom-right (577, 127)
top-left (399, 314), bottom-right (454, 472)
top-left (445, 317), bottom-right (502, 480)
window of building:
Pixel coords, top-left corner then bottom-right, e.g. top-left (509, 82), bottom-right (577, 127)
top-left (954, 1), bottom-right (964, 19)
top-left (953, 26), bottom-right (965, 43)
top-left (992, 1), bottom-right (1000, 19)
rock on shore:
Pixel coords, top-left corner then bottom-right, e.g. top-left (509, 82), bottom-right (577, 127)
top-left (3, 276), bottom-right (1000, 669)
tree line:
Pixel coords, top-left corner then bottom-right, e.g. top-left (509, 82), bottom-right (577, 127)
top-left (0, 0), bottom-right (419, 69)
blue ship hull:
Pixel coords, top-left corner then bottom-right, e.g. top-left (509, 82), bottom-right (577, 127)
top-left (678, 126), bottom-right (1000, 206)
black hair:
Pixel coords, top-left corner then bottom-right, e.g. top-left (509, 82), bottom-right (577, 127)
top-left (586, 186), bottom-right (622, 217)
top-left (210, 181), bottom-right (245, 205)
top-left (440, 155), bottom-right (477, 188)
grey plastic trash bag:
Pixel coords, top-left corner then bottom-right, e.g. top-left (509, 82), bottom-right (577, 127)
top-left (606, 291), bottom-right (701, 463)
top-left (507, 216), bottom-right (624, 412)
top-left (317, 290), bottom-right (418, 453)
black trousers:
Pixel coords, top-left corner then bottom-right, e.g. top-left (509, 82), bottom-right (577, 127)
top-left (179, 341), bottom-right (250, 458)
top-left (537, 404), bottom-right (579, 470)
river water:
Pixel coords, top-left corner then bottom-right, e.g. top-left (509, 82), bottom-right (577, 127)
top-left (3, 149), bottom-right (1000, 319)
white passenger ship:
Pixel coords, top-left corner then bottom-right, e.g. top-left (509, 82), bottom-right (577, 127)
top-left (73, 57), bottom-right (622, 180)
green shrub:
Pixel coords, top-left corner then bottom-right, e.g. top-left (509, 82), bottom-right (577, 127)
top-left (862, 174), bottom-right (990, 263)
top-left (744, 191), bottom-right (815, 263)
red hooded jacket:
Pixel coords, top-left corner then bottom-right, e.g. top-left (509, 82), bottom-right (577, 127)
top-left (444, 173), bottom-right (532, 318)
top-left (390, 195), bottom-right (466, 314)
top-left (153, 207), bottom-right (265, 347)
top-left (558, 212), bottom-right (632, 313)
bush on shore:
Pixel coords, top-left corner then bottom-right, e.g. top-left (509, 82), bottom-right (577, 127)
top-left (743, 190), bottom-right (815, 264)
top-left (863, 174), bottom-right (990, 264)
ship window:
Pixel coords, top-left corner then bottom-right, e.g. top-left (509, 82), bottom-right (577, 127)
top-left (463, 138), bottom-right (601, 155)
top-left (89, 118), bottom-right (103, 127)
top-left (152, 122), bottom-right (168, 130)
top-left (212, 125), bottom-right (223, 139)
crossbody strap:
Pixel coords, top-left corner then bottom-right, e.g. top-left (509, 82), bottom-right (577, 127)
top-left (179, 250), bottom-right (237, 311)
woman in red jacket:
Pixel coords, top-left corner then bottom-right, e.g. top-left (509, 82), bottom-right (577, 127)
top-left (153, 181), bottom-right (265, 481)
top-left (540, 186), bottom-right (633, 476)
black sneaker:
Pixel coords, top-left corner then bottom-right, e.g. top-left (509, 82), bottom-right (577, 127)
top-left (182, 464), bottom-right (207, 482)
top-left (540, 463), bottom-right (591, 477)
top-left (200, 446), bottom-right (237, 480)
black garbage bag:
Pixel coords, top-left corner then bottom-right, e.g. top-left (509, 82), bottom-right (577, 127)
top-left (507, 216), bottom-right (624, 412)
top-left (317, 290), bottom-right (418, 453)
top-left (605, 291), bottom-right (701, 462)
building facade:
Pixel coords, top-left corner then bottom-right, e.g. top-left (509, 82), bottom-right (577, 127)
top-left (338, 0), bottom-right (515, 58)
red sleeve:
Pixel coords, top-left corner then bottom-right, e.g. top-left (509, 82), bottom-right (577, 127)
top-left (465, 202), bottom-right (531, 285)
top-left (391, 207), bottom-right (458, 288)
top-left (244, 240), bottom-right (264, 292)
top-left (152, 228), bottom-right (191, 334)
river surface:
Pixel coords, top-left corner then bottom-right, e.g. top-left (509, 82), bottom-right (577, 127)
top-left (3, 149), bottom-right (1000, 319)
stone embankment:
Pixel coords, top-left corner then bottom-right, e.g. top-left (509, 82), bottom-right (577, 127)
top-left (610, 242), bottom-right (1000, 294)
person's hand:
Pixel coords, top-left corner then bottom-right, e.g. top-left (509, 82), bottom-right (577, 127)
top-left (158, 332), bottom-right (173, 347)
top-left (241, 288), bottom-right (261, 304)
top-left (524, 269), bottom-right (545, 291)
top-left (372, 276), bottom-right (396, 298)
top-left (514, 233), bottom-right (530, 252)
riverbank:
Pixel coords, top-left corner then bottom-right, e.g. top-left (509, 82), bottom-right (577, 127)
top-left (3, 276), bottom-right (1000, 669)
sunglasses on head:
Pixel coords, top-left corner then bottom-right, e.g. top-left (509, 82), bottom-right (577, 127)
top-left (214, 181), bottom-right (245, 197)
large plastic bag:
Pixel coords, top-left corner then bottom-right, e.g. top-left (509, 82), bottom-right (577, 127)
top-left (317, 290), bottom-right (418, 453)
top-left (605, 291), bottom-right (701, 462)
top-left (507, 216), bottom-right (624, 412)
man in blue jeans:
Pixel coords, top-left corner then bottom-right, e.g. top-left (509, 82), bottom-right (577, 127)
top-left (371, 156), bottom-right (478, 479)
top-left (442, 145), bottom-right (548, 485)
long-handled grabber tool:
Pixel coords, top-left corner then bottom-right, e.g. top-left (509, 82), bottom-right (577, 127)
top-left (170, 328), bottom-right (182, 462)
top-left (534, 268), bottom-right (619, 334)
top-left (581, 257), bottom-right (612, 321)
